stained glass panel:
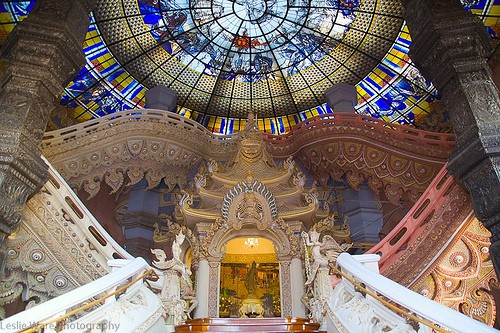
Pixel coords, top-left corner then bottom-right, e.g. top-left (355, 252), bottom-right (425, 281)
top-left (1, 1), bottom-right (498, 134)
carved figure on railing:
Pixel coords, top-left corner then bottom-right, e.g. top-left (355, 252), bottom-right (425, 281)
top-left (151, 231), bottom-right (196, 326)
top-left (302, 230), bottom-right (352, 327)
top-left (181, 279), bottom-right (198, 319)
top-left (152, 233), bottom-right (189, 276)
top-left (302, 230), bottom-right (352, 285)
top-left (302, 230), bottom-right (351, 286)
top-left (302, 230), bottom-right (329, 286)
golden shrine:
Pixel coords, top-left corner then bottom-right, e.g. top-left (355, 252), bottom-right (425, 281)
top-left (154, 113), bottom-right (351, 319)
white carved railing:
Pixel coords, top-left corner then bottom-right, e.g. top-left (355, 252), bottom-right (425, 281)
top-left (328, 253), bottom-right (498, 333)
top-left (42, 109), bottom-right (237, 148)
top-left (41, 155), bottom-right (132, 263)
top-left (0, 258), bottom-right (165, 333)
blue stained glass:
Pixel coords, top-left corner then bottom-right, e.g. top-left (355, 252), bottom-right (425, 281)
top-left (1, 2), bottom-right (34, 18)
top-left (278, 118), bottom-right (285, 133)
top-left (138, 0), bottom-right (360, 83)
top-left (1, 0), bottom-right (498, 134)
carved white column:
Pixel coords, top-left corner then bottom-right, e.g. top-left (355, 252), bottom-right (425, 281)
top-left (208, 261), bottom-right (221, 317)
top-left (279, 260), bottom-right (292, 317)
top-left (290, 257), bottom-right (306, 317)
top-left (194, 258), bottom-right (210, 318)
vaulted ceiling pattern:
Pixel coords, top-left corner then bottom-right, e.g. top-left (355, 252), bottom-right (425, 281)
top-left (0, 1), bottom-right (498, 134)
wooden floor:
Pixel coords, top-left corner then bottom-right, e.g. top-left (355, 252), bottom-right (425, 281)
top-left (175, 317), bottom-right (325, 333)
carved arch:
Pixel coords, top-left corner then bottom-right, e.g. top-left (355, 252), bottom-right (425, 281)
top-left (206, 224), bottom-right (292, 260)
top-left (221, 179), bottom-right (278, 222)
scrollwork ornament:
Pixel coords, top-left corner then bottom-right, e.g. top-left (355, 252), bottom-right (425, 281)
top-left (179, 190), bottom-right (193, 207)
top-left (194, 172), bottom-right (206, 190)
top-left (200, 218), bottom-right (227, 258)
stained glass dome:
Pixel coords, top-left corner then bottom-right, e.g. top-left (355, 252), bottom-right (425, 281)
top-left (139, 0), bottom-right (358, 81)
top-left (1, 0), bottom-right (499, 134)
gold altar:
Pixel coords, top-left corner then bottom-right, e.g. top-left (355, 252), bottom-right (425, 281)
top-left (219, 237), bottom-right (281, 318)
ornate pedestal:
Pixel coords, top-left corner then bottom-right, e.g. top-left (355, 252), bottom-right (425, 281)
top-left (239, 298), bottom-right (264, 318)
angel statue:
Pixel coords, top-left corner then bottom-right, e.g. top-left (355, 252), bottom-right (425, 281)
top-left (302, 230), bottom-right (352, 286)
top-left (151, 231), bottom-right (196, 325)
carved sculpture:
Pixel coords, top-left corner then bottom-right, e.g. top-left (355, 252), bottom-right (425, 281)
top-left (245, 261), bottom-right (258, 298)
top-left (151, 231), bottom-right (197, 326)
top-left (238, 261), bottom-right (265, 318)
top-left (302, 229), bottom-right (352, 326)
top-left (302, 230), bottom-right (352, 286)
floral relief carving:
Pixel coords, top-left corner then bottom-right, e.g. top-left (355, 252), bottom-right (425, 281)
top-left (383, 182), bottom-right (472, 284)
top-left (0, 177), bottom-right (112, 313)
top-left (279, 260), bottom-right (292, 317)
top-left (263, 114), bottom-right (453, 204)
top-left (412, 217), bottom-right (497, 326)
top-left (42, 111), bottom-right (453, 203)
top-left (296, 141), bottom-right (443, 204)
top-left (208, 261), bottom-right (220, 317)
top-left (43, 113), bottom-right (228, 197)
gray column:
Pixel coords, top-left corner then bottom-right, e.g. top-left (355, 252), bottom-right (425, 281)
top-left (122, 181), bottom-right (160, 259)
top-left (324, 83), bottom-right (357, 113)
top-left (403, 0), bottom-right (500, 277)
top-left (343, 185), bottom-right (383, 244)
top-left (0, 0), bottom-right (94, 276)
top-left (145, 85), bottom-right (178, 111)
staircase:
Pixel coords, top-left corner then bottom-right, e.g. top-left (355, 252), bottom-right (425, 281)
top-left (175, 317), bottom-right (324, 333)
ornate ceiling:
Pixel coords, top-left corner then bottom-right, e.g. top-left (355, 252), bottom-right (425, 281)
top-left (0, 1), bottom-right (499, 134)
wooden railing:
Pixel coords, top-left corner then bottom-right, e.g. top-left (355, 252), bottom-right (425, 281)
top-left (42, 109), bottom-right (237, 148)
top-left (263, 113), bottom-right (455, 157)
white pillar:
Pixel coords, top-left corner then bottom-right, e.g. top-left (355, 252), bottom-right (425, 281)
top-left (290, 257), bottom-right (306, 317)
top-left (194, 258), bottom-right (210, 318)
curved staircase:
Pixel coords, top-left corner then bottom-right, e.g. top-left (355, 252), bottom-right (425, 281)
top-left (175, 317), bottom-right (325, 333)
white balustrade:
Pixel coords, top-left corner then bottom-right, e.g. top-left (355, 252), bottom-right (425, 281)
top-left (0, 258), bottom-right (165, 333)
top-left (327, 253), bottom-right (498, 333)
top-left (42, 155), bottom-right (132, 262)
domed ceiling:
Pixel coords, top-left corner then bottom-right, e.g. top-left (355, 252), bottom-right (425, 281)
top-left (1, 1), bottom-right (499, 134)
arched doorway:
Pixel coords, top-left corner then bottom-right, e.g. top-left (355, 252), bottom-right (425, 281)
top-left (219, 237), bottom-right (281, 318)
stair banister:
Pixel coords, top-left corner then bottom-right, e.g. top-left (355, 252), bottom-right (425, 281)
top-left (336, 253), bottom-right (498, 333)
top-left (0, 258), bottom-right (151, 332)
